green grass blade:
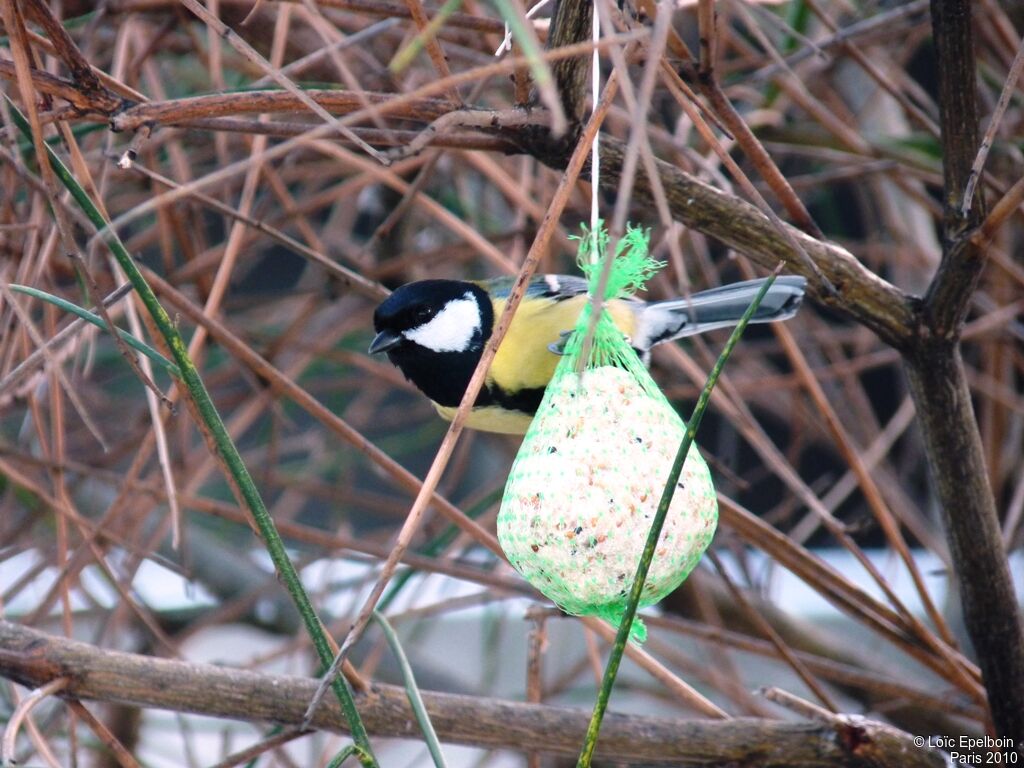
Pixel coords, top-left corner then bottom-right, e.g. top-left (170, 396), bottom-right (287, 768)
top-left (7, 98), bottom-right (379, 765)
top-left (372, 611), bottom-right (449, 768)
top-left (325, 745), bottom-right (367, 768)
top-left (9, 284), bottom-right (180, 378)
top-left (575, 273), bottom-right (781, 767)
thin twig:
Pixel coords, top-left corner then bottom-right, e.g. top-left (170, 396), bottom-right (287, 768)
top-left (1, 677), bottom-right (70, 766)
top-left (962, 32), bottom-right (1024, 214)
top-left (65, 700), bottom-right (143, 768)
top-left (707, 551), bottom-right (839, 712)
top-left (0, 282), bottom-right (135, 399)
top-left (399, 0), bottom-right (462, 103)
top-left (302, 70), bottom-right (621, 728)
top-left (177, 0), bottom-right (390, 163)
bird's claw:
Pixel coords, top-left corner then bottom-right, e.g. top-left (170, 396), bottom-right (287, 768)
top-left (547, 330), bottom-right (573, 356)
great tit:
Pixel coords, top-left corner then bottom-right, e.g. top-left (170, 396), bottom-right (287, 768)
top-left (369, 274), bottom-right (807, 434)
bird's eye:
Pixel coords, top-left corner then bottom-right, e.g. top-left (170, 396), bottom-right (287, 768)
top-left (413, 307), bottom-right (433, 323)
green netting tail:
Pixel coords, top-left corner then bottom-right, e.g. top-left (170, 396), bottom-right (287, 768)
top-left (574, 223), bottom-right (664, 301)
top-left (559, 223), bottom-right (666, 389)
top-left (593, 605), bottom-right (648, 644)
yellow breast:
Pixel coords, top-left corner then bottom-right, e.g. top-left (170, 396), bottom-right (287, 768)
top-left (431, 296), bottom-right (638, 435)
top-left (487, 294), bottom-right (637, 395)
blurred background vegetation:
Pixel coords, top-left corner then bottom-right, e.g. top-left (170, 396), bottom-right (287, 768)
top-left (1, 0), bottom-right (1022, 765)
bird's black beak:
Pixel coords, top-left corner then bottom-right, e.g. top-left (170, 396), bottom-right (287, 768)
top-left (368, 330), bottom-right (402, 354)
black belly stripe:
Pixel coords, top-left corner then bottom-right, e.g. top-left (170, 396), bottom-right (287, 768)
top-left (485, 383), bottom-right (547, 415)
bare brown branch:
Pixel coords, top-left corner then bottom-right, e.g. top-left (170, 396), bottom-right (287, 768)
top-left (2, 0), bottom-right (1021, 761)
top-left (592, 137), bottom-right (916, 347)
top-left (0, 620), bottom-right (945, 767)
top-left (921, 0), bottom-right (988, 338)
top-left (111, 90), bottom-right (457, 134)
top-left (902, 0), bottom-right (1024, 747)
top-left (104, 0), bottom-right (508, 33)
top-left (545, 0), bottom-right (593, 122)
top-left (21, 0), bottom-right (123, 112)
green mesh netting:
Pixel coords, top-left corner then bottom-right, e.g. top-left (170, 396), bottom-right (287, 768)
top-left (497, 225), bottom-right (718, 643)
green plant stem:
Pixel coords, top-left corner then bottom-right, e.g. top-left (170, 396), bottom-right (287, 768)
top-left (576, 270), bottom-right (780, 767)
top-left (326, 745), bottom-right (363, 768)
top-left (372, 611), bottom-right (448, 768)
top-left (9, 103), bottom-right (378, 766)
top-left (9, 284), bottom-right (180, 377)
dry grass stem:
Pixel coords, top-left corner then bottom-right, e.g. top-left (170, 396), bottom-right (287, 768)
top-left (2, 0), bottom-right (1022, 761)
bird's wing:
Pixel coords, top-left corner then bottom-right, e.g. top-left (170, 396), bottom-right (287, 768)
top-left (477, 274), bottom-right (591, 301)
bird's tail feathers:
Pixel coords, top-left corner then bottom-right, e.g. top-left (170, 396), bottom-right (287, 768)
top-left (642, 275), bottom-right (807, 347)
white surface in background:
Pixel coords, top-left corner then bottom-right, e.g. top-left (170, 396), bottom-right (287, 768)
top-left (4, 545), bottom-right (1022, 766)
top-left (283, 546), bottom-right (1024, 621)
top-left (6, 544), bottom-right (1024, 624)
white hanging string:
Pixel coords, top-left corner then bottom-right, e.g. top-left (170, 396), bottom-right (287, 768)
top-left (590, 0), bottom-right (601, 263)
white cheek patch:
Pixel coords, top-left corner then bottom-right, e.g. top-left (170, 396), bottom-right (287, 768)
top-left (405, 292), bottom-right (482, 352)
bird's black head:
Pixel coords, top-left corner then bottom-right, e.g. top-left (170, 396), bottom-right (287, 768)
top-left (369, 280), bottom-right (494, 407)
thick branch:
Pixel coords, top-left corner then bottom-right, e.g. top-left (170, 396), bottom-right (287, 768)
top-left (0, 59), bottom-right (111, 114)
top-left (929, 0), bottom-right (981, 215)
top-left (900, 0), bottom-right (1024, 748)
top-left (903, 348), bottom-right (1024, 749)
top-left (922, 0), bottom-right (987, 336)
top-left (110, 90), bottom-right (457, 131)
top-left (545, 0), bottom-right (592, 121)
top-left (592, 138), bottom-right (915, 347)
top-left (0, 620), bottom-right (943, 767)
top-left (22, 0), bottom-right (123, 113)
